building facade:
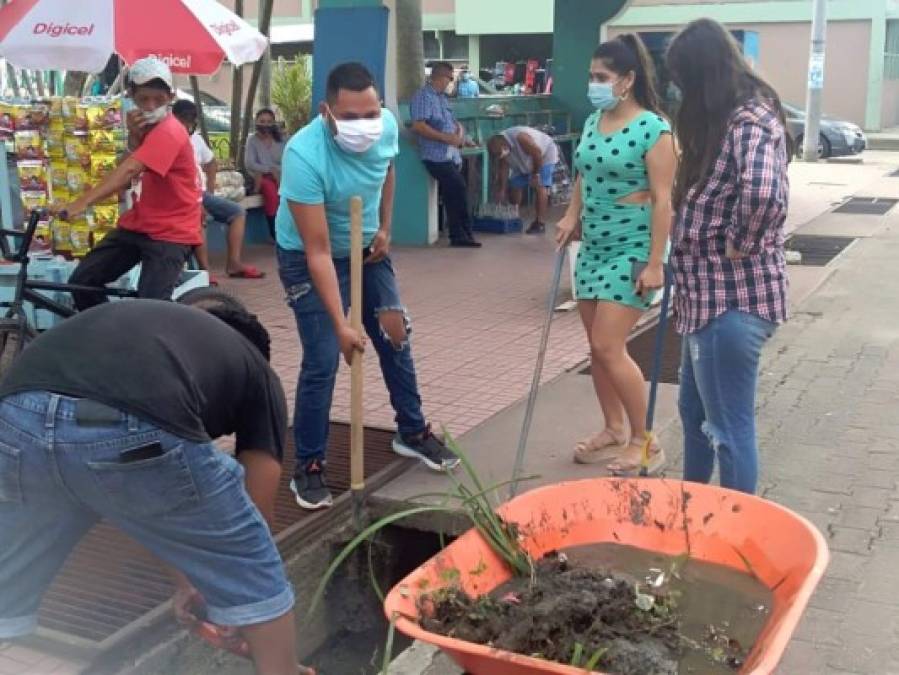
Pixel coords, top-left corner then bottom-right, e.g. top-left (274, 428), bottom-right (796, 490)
top-left (205, 0), bottom-right (898, 131)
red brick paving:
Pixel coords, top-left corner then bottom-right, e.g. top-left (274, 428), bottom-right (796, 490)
top-left (212, 231), bottom-right (589, 436)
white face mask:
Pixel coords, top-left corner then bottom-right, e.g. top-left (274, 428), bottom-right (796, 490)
top-left (331, 113), bottom-right (384, 153)
top-left (142, 104), bottom-right (169, 124)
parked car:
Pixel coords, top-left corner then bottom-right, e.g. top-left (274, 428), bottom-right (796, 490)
top-left (175, 88), bottom-right (231, 133)
top-left (783, 103), bottom-right (866, 159)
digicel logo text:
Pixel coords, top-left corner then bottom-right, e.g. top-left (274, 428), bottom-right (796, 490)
top-left (148, 53), bottom-right (192, 69)
top-left (210, 20), bottom-right (241, 37)
top-left (33, 22), bottom-right (95, 38)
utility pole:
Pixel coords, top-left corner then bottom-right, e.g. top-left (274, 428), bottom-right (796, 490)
top-left (802, 0), bottom-right (827, 162)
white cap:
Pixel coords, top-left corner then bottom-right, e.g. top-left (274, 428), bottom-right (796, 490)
top-left (129, 57), bottom-right (174, 91)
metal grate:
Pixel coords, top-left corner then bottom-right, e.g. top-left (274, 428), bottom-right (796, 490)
top-left (786, 234), bottom-right (856, 266)
top-left (580, 315), bottom-right (682, 385)
top-left (832, 197), bottom-right (898, 215)
top-left (36, 423), bottom-right (403, 647)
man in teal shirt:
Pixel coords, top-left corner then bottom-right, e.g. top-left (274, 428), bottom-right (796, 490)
top-left (275, 62), bottom-right (459, 510)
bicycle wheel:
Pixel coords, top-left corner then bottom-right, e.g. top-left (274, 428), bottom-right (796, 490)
top-left (0, 318), bottom-right (35, 378)
top-left (176, 287), bottom-right (246, 312)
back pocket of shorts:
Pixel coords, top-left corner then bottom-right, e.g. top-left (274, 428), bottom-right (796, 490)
top-left (87, 443), bottom-right (199, 518)
top-left (0, 441), bottom-right (22, 506)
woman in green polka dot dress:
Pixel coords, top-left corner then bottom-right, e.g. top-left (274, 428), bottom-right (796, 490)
top-left (556, 34), bottom-right (677, 475)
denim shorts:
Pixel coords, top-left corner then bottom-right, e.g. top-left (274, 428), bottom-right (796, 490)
top-left (0, 392), bottom-right (294, 637)
top-left (203, 193), bottom-right (245, 225)
top-left (509, 163), bottom-right (555, 189)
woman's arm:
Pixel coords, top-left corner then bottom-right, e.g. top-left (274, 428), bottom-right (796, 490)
top-left (645, 133), bottom-right (676, 266)
top-left (728, 119), bottom-right (787, 257)
top-left (244, 135), bottom-right (265, 176)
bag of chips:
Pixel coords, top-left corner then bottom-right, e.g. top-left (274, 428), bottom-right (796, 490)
top-left (91, 154), bottom-right (117, 181)
top-left (90, 203), bottom-right (119, 229)
top-left (17, 164), bottom-right (48, 193)
top-left (52, 221), bottom-right (72, 252)
top-left (70, 223), bottom-right (92, 257)
top-left (0, 104), bottom-right (15, 141)
top-left (89, 129), bottom-right (119, 154)
top-left (92, 227), bottom-right (114, 246)
top-left (14, 104), bottom-right (49, 132)
top-left (88, 100), bottom-right (122, 131)
top-left (15, 131), bottom-right (46, 163)
top-left (66, 164), bottom-right (89, 193)
top-left (30, 222), bottom-right (53, 254)
top-left (73, 105), bottom-right (89, 135)
top-left (50, 160), bottom-right (68, 190)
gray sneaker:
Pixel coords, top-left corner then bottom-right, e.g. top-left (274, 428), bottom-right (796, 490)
top-left (290, 459), bottom-right (333, 510)
top-left (392, 426), bottom-right (461, 472)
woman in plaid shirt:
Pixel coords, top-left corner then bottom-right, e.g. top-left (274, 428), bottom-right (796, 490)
top-left (667, 19), bottom-right (790, 494)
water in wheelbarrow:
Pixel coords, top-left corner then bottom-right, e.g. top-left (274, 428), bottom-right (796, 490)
top-left (421, 543), bottom-right (772, 675)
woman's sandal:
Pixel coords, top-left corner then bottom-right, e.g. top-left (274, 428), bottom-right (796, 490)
top-left (606, 442), bottom-right (667, 477)
top-left (573, 428), bottom-right (628, 464)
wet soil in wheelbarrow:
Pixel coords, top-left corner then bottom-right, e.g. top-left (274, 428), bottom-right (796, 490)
top-left (419, 544), bottom-right (773, 674)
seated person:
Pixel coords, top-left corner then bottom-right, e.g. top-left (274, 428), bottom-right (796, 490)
top-left (173, 100), bottom-right (264, 280)
top-left (245, 109), bottom-right (285, 240)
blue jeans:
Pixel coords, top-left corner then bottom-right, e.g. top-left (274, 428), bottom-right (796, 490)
top-left (678, 310), bottom-right (776, 494)
top-left (277, 248), bottom-right (426, 467)
top-left (0, 392), bottom-right (294, 636)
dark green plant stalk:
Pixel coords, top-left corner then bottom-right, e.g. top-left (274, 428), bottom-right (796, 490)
top-left (306, 436), bottom-right (536, 621)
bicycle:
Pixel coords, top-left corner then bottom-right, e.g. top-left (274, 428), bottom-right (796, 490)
top-left (0, 210), bottom-right (242, 374)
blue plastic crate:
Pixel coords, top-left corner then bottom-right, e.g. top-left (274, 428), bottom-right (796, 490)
top-left (472, 216), bottom-right (523, 234)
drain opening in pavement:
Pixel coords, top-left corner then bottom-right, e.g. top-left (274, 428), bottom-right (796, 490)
top-left (786, 234), bottom-right (857, 266)
top-left (37, 423), bottom-right (404, 647)
top-left (580, 315), bottom-right (682, 385)
top-left (832, 197), bottom-right (898, 215)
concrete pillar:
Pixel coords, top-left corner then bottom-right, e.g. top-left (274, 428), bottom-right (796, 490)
top-left (468, 34), bottom-right (480, 74)
top-left (552, 0), bottom-right (629, 129)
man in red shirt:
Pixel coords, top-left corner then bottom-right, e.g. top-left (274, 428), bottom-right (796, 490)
top-left (59, 57), bottom-right (202, 310)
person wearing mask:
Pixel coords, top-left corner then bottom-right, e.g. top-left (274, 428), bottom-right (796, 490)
top-left (410, 61), bottom-right (481, 248)
top-left (487, 127), bottom-right (559, 234)
top-left (172, 100), bottom-right (264, 280)
top-left (0, 300), bottom-right (301, 675)
top-left (245, 108), bottom-right (285, 240)
top-left (56, 57), bottom-right (201, 310)
top-left (666, 19), bottom-right (789, 495)
top-left (275, 62), bottom-right (459, 511)
top-left (456, 68), bottom-right (479, 98)
top-left (556, 34), bottom-right (677, 475)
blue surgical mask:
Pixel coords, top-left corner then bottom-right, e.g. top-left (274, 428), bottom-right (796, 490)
top-left (588, 81), bottom-right (620, 111)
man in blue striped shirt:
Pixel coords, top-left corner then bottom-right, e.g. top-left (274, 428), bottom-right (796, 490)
top-left (410, 62), bottom-right (481, 247)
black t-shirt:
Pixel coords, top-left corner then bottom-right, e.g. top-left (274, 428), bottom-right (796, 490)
top-left (0, 301), bottom-right (287, 460)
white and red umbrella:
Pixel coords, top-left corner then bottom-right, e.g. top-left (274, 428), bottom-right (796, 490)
top-left (0, 0), bottom-right (268, 74)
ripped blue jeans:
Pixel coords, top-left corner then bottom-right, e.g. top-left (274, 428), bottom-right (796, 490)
top-left (276, 247), bottom-right (426, 468)
top-left (678, 310), bottom-right (776, 494)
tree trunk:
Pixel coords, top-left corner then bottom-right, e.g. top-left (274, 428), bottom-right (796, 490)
top-left (395, 0), bottom-right (425, 103)
top-left (229, 0), bottom-right (245, 164)
top-left (260, 47), bottom-right (272, 109)
top-left (190, 75), bottom-right (211, 146)
top-left (237, 0), bottom-right (274, 171)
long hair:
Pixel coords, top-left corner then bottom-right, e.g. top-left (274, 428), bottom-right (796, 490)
top-left (592, 33), bottom-right (663, 116)
top-left (666, 19), bottom-right (786, 208)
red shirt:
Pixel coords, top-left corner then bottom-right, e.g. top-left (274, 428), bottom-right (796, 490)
top-left (119, 114), bottom-right (202, 245)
